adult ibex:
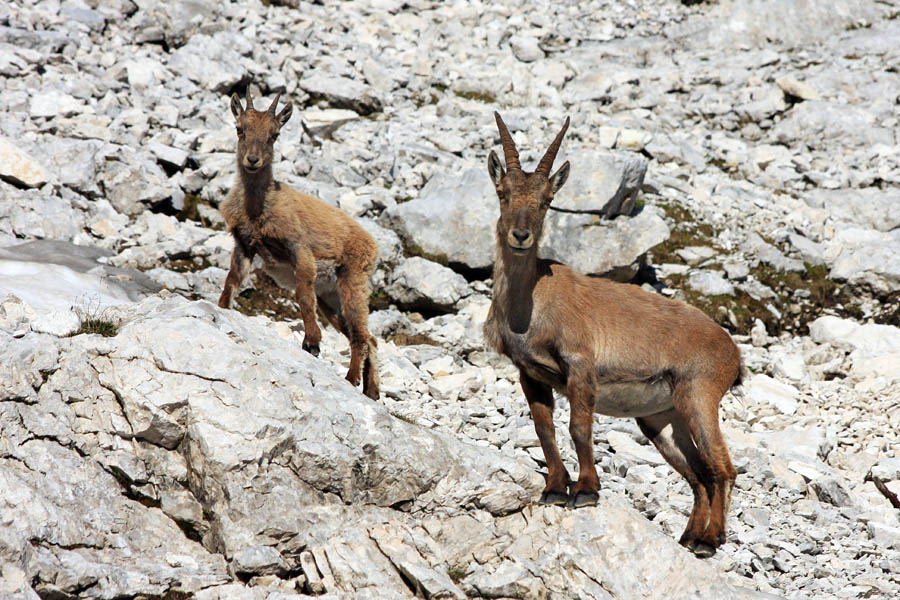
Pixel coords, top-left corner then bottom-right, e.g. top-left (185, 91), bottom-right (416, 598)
top-left (218, 90), bottom-right (379, 400)
top-left (483, 112), bottom-right (742, 557)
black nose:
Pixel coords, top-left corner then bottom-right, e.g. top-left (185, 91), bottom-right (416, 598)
top-left (247, 156), bottom-right (259, 165)
top-left (512, 229), bottom-right (530, 243)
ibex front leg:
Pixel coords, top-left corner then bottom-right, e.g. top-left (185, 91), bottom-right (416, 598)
top-left (219, 233), bottom-right (254, 309)
top-left (521, 371), bottom-right (570, 506)
top-left (293, 248), bottom-right (322, 356)
top-left (567, 376), bottom-right (600, 508)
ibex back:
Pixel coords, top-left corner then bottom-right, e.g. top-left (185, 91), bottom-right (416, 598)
top-left (483, 112), bottom-right (742, 557)
top-left (218, 90), bottom-right (379, 400)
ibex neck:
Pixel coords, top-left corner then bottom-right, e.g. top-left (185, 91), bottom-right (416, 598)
top-left (492, 241), bottom-right (539, 334)
top-left (237, 164), bottom-right (274, 219)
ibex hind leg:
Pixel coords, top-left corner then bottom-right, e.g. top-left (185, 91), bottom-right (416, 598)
top-left (336, 267), bottom-right (375, 391)
top-left (674, 378), bottom-right (736, 555)
top-left (637, 406), bottom-right (717, 558)
top-left (362, 336), bottom-right (379, 401)
top-left (643, 379), bottom-right (737, 557)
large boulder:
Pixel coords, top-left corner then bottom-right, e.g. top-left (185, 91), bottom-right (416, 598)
top-left (381, 167), bottom-right (498, 271)
top-left (823, 228), bottom-right (900, 293)
top-left (805, 188), bottom-right (900, 233)
top-left (553, 149), bottom-right (648, 217)
top-left (542, 206), bottom-right (670, 279)
top-left (382, 167), bottom-right (669, 277)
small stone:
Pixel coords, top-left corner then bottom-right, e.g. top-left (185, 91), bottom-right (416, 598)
top-left (745, 374), bottom-right (799, 415)
top-left (509, 34), bottom-right (544, 62)
top-left (0, 137), bottom-right (50, 188)
top-left (688, 270), bottom-right (735, 296)
top-left (776, 76), bottom-right (820, 101)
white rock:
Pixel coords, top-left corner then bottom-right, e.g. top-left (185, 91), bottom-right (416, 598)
top-left (509, 34), bottom-right (544, 62)
top-left (745, 374), bottom-right (799, 415)
top-left (0, 137), bottom-right (50, 188)
top-left (688, 270), bottom-right (735, 296)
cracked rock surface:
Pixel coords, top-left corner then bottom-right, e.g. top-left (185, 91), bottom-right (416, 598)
top-left (0, 293), bottom-right (767, 599)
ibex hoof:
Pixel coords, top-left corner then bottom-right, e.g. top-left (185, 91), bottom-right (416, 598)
top-left (688, 540), bottom-right (717, 559)
top-left (566, 491), bottom-right (599, 509)
top-left (539, 491), bottom-right (569, 506)
top-left (302, 342), bottom-right (320, 357)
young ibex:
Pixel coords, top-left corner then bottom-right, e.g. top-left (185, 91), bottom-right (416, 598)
top-left (218, 90), bottom-right (379, 400)
top-left (483, 113), bottom-right (742, 557)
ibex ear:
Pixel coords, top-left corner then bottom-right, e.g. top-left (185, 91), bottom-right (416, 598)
top-left (549, 160), bottom-right (570, 195)
top-left (277, 102), bottom-right (293, 127)
top-left (487, 150), bottom-right (505, 187)
top-left (230, 93), bottom-right (244, 119)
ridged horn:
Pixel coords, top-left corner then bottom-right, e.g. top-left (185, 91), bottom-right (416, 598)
top-left (245, 88), bottom-right (254, 110)
top-left (494, 111), bottom-right (521, 171)
top-left (267, 93), bottom-right (281, 116)
top-left (536, 116), bottom-right (570, 175)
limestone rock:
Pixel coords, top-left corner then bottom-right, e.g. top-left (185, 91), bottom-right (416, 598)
top-left (0, 137), bottom-right (50, 188)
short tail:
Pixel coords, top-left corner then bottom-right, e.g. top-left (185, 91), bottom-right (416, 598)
top-left (730, 361), bottom-right (748, 396)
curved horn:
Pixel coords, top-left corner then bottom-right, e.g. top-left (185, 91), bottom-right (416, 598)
top-left (267, 93), bottom-right (281, 116)
top-left (536, 116), bottom-right (570, 175)
top-left (494, 111), bottom-right (521, 171)
top-left (245, 88), bottom-right (254, 110)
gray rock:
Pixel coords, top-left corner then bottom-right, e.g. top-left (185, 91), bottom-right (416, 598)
top-left (773, 101), bottom-right (894, 150)
top-left (232, 546), bottom-right (288, 577)
top-left (787, 233), bottom-right (825, 266)
top-left (509, 34), bottom-right (544, 63)
top-left (744, 374), bottom-right (799, 416)
top-left (710, 0), bottom-right (884, 48)
top-left (0, 136), bottom-right (50, 188)
top-left (688, 270), bottom-right (736, 296)
top-left (385, 257), bottom-right (471, 312)
top-left (870, 458), bottom-right (900, 481)
top-left (299, 73), bottom-right (383, 115)
top-left (148, 141), bottom-right (190, 170)
top-left (824, 228), bottom-right (900, 292)
top-left (541, 206), bottom-right (670, 279)
top-left (167, 33), bottom-right (247, 92)
top-left (553, 150), bottom-right (648, 217)
top-left (805, 188), bottom-right (900, 232)
top-left (744, 232), bottom-right (805, 273)
top-left (811, 477), bottom-right (853, 508)
top-left (98, 149), bottom-right (176, 215)
top-left (381, 167), bottom-right (497, 271)
top-left (563, 71), bottom-right (613, 104)
top-left (126, 0), bottom-right (221, 47)
top-left (0, 240), bottom-right (160, 312)
top-left (775, 76), bottom-right (820, 101)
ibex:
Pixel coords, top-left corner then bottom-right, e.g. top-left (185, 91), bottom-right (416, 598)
top-left (218, 90), bottom-right (379, 400)
top-left (483, 113), bottom-right (742, 557)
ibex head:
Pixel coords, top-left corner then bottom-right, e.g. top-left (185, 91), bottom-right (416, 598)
top-left (230, 89), bottom-right (293, 173)
top-left (487, 112), bottom-right (570, 253)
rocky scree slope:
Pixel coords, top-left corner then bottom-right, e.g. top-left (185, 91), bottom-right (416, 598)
top-left (2, 0), bottom-right (900, 599)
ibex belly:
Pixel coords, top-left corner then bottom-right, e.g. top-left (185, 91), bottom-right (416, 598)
top-left (593, 379), bottom-right (673, 418)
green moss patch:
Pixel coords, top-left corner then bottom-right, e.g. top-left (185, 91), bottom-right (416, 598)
top-left (648, 200), bottom-right (891, 336)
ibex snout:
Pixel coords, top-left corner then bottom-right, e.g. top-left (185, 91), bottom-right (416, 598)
top-left (508, 227), bottom-right (534, 250)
